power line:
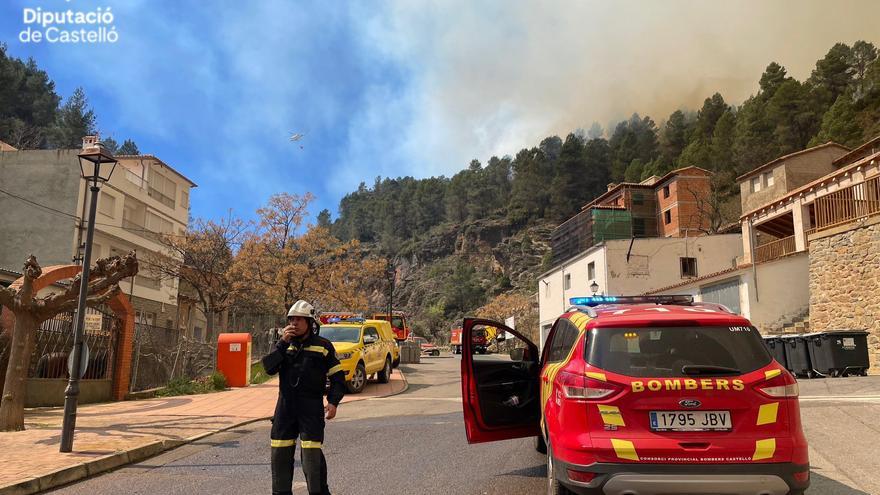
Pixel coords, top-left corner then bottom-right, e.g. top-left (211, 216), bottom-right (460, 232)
top-left (0, 186), bottom-right (194, 239)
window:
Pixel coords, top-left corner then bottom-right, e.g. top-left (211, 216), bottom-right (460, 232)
top-left (585, 326), bottom-right (771, 377)
top-left (364, 327), bottom-right (379, 343)
top-left (135, 310), bottom-right (156, 326)
top-left (193, 326), bottom-right (203, 342)
top-left (98, 192), bottom-right (116, 217)
top-left (680, 257), bottom-right (698, 278)
top-left (587, 262), bottom-right (596, 281)
top-left (632, 192), bottom-right (644, 206)
top-left (751, 176), bottom-right (761, 193)
top-left (136, 275), bottom-right (161, 290)
top-left (546, 320), bottom-right (579, 363)
top-left (663, 185), bottom-right (670, 198)
top-left (148, 171), bottom-right (177, 208)
top-left (146, 211), bottom-right (173, 234)
top-left (764, 172), bottom-right (775, 187)
top-left (664, 210), bottom-right (672, 225)
top-left (563, 273), bottom-right (571, 290)
top-left (181, 189), bottom-right (190, 209)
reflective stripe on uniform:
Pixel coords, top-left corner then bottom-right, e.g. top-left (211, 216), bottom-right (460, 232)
top-left (305, 346), bottom-right (329, 356)
top-left (756, 402), bottom-right (779, 425)
top-left (271, 439), bottom-right (296, 448)
top-left (327, 364), bottom-right (344, 376)
top-left (300, 440), bottom-right (322, 449)
top-left (752, 438), bottom-right (776, 461)
top-left (610, 439), bottom-right (639, 461)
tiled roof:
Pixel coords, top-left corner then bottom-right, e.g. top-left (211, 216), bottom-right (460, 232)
top-left (643, 264), bottom-right (749, 295)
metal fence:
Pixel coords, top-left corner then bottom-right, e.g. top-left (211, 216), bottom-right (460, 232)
top-left (29, 306), bottom-right (118, 380)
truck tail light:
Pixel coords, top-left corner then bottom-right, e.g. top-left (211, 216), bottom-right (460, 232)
top-left (757, 370), bottom-right (799, 398)
top-left (558, 371), bottom-right (619, 400)
top-left (759, 382), bottom-right (799, 398)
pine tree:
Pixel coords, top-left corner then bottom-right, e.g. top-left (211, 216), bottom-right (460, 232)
top-left (118, 139), bottom-right (139, 155)
top-left (50, 87), bottom-right (96, 148)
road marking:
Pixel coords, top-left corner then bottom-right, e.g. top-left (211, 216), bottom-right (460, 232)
top-left (373, 397), bottom-right (462, 402)
top-left (799, 395), bottom-right (880, 402)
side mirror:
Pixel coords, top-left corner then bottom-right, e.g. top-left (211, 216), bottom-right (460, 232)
top-left (496, 332), bottom-right (507, 343)
top-left (509, 347), bottom-right (526, 362)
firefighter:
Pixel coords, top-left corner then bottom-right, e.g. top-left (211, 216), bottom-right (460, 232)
top-left (262, 300), bottom-right (346, 495)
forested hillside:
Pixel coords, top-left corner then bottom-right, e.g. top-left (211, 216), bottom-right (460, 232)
top-left (4, 41), bottom-right (880, 341)
top-left (331, 40), bottom-right (880, 340)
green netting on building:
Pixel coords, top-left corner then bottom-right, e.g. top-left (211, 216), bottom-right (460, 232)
top-left (592, 208), bottom-right (632, 243)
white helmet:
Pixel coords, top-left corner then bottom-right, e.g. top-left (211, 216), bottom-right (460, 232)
top-left (287, 300), bottom-right (316, 319)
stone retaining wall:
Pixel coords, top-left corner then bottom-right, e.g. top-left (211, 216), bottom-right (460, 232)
top-left (809, 221), bottom-right (880, 373)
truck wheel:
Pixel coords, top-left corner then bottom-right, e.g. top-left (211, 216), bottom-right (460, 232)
top-left (432, 349), bottom-right (439, 356)
top-left (346, 363), bottom-right (367, 393)
top-left (546, 441), bottom-right (574, 495)
top-left (392, 356), bottom-right (400, 368)
top-left (377, 357), bottom-right (392, 384)
top-left (535, 435), bottom-right (547, 455)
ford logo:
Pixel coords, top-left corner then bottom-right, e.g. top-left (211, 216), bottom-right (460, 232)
top-left (679, 399), bottom-right (701, 408)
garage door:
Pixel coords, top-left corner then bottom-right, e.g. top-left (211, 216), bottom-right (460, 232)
top-left (700, 278), bottom-right (741, 315)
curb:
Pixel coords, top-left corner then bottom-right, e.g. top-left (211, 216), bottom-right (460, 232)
top-left (0, 369), bottom-right (409, 495)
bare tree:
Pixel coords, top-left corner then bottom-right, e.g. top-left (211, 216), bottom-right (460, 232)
top-left (145, 215), bottom-right (247, 341)
top-left (681, 175), bottom-right (740, 235)
top-left (0, 252), bottom-right (137, 431)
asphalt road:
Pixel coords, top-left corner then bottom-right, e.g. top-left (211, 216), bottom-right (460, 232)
top-left (46, 355), bottom-right (880, 495)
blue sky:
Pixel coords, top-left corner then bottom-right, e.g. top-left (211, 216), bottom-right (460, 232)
top-left (2, 0), bottom-right (879, 224)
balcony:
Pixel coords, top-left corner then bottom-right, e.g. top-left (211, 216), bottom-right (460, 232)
top-left (753, 235), bottom-right (797, 263)
top-left (148, 187), bottom-right (175, 209)
top-left (810, 175), bottom-right (880, 234)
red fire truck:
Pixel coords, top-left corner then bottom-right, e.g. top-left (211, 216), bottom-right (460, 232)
top-left (371, 311), bottom-right (411, 342)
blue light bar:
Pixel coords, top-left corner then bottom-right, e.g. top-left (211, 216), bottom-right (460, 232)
top-left (570, 296), bottom-right (618, 306)
top-left (569, 295), bottom-right (694, 307)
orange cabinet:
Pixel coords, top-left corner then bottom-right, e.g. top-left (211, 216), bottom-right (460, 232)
top-left (217, 333), bottom-right (252, 387)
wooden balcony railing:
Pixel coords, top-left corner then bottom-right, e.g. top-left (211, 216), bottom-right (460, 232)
top-left (812, 175), bottom-right (880, 233)
top-left (754, 235), bottom-right (797, 263)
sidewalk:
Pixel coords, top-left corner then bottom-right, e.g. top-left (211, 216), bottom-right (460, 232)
top-left (0, 370), bottom-right (406, 495)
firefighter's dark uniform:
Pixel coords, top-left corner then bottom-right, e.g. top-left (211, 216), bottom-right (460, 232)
top-left (263, 331), bottom-right (345, 495)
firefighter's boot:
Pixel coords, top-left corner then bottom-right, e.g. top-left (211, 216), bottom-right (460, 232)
top-left (301, 443), bottom-right (330, 495)
top-left (271, 444), bottom-right (295, 495)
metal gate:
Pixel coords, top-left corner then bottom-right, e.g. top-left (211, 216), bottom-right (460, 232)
top-left (28, 306), bottom-right (118, 380)
top-left (700, 278), bottom-right (742, 315)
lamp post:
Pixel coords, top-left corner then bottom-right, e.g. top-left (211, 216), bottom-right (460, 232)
top-left (60, 139), bottom-right (117, 453)
top-left (590, 280), bottom-right (600, 296)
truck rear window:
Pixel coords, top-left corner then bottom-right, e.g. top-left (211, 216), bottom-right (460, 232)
top-left (586, 326), bottom-right (772, 377)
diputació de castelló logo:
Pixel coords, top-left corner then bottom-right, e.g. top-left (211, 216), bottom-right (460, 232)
top-left (19, 4), bottom-right (118, 44)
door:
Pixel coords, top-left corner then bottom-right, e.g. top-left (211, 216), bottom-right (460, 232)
top-left (460, 318), bottom-right (541, 444)
top-left (700, 278), bottom-right (741, 315)
top-left (363, 327), bottom-right (380, 372)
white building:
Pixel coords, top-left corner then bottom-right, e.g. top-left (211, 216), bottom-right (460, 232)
top-left (537, 234), bottom-right (743, 345)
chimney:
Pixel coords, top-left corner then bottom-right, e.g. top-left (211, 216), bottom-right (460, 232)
top-left (82, 135), bottom-right (99, 151)
top-left (607, 182), bottom-right (617, 191)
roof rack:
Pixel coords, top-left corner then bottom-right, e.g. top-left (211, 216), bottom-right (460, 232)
top-left (569, 295), bottom-right (695, 307)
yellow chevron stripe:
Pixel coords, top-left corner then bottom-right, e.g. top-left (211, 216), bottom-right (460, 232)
top-left (765, 369), bottom-right (782, 380)
top-left (756, 403), bottom-right (779, 426)
top-left (300, 440), bottom-right (322, 449)
top-left (305, 346), bottom-right (329, 356)
top-left (586, 372), bottom-right (607, 382)
top-left (752, 438), bottom-right (776, 461)
top-left (327, 364), bottom-right (344, 376)
top-left (598, 405), bottom-right (625, 427)
top-left (271, 439), bottom-right (295, 448)
top-left (611, 439), bottom-right (639, 461)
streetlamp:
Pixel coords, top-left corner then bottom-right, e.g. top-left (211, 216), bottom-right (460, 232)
top-left (60, 139), bottom-right (117, 453)
top-left (590, 280), bottom-right (600, 295)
